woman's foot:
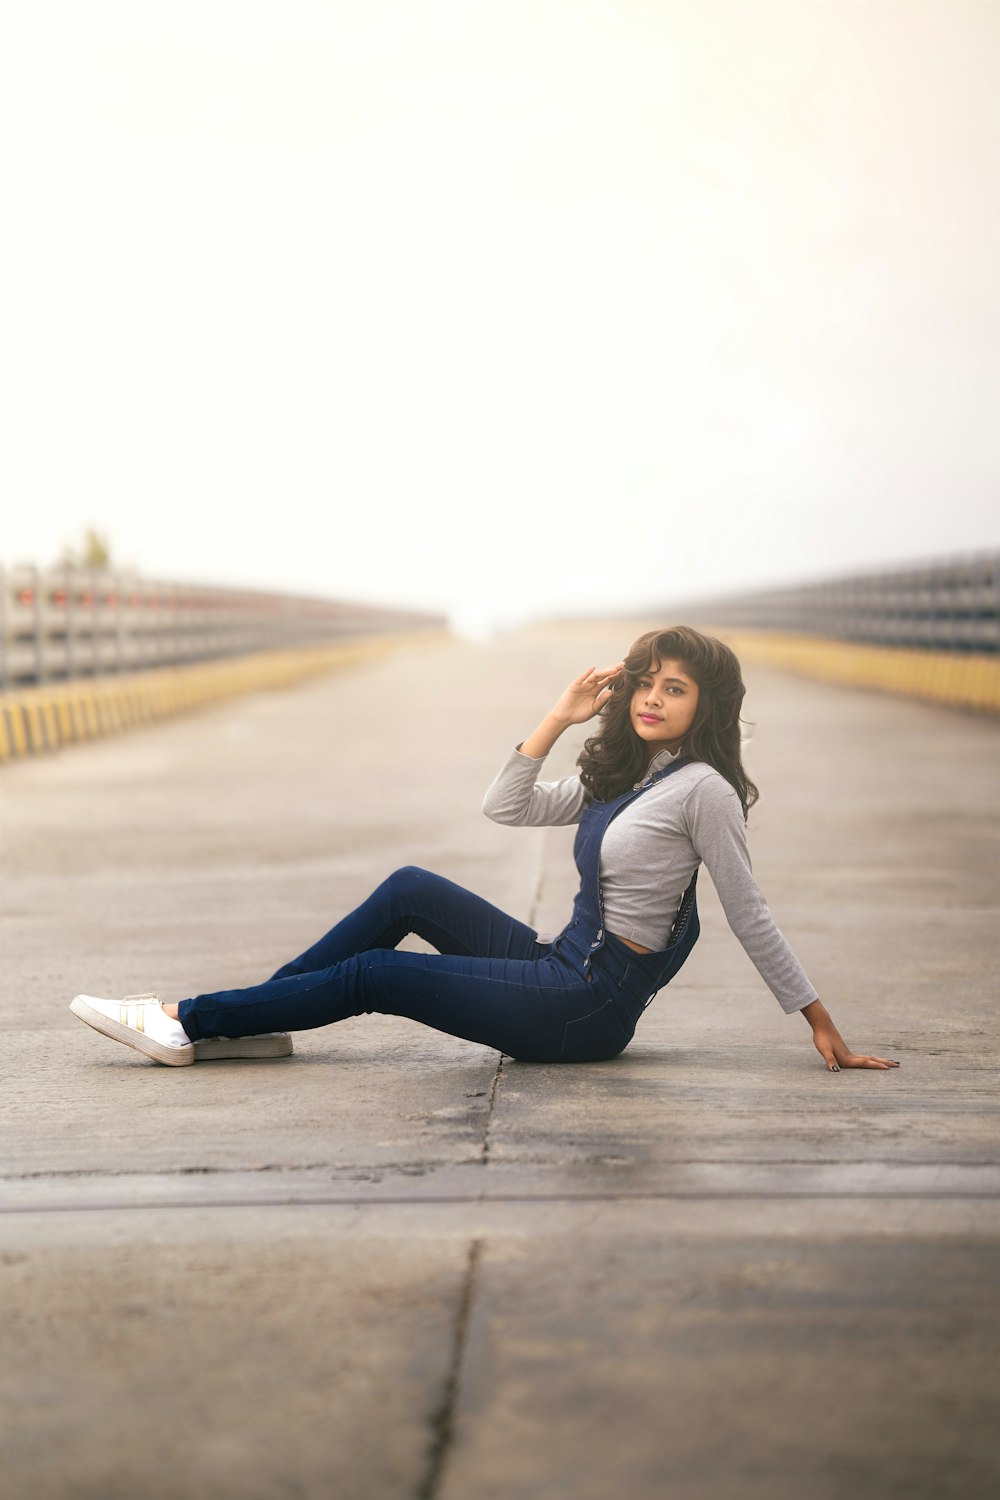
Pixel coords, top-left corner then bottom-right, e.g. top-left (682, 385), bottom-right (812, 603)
top-left (70, 993), bottom-right (195, 1066)
top-left (70, 993), bottom-right (294, 1064)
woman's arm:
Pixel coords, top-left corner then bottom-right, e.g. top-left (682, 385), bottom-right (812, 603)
top-left (684, 776), bottom-right (900, 1072)
top-left (683, 775), bottom-right (819, 1014)
top-left (483, 664), bottom-right (622, 828)
top-left (482, 752), bottom-right (587, 827)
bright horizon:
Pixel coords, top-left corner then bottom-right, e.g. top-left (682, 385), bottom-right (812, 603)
top-left (2, 1), bottom-right (998, 637)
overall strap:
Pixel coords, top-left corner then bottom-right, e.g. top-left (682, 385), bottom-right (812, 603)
top-left (594, 754), bottom-right (695, 837)
top-left (579, 755), bottom-right (697, 976)
top-left (637, 754), bottom-right (695, 793)
top-left (576, 755), bottom-right (696, 874)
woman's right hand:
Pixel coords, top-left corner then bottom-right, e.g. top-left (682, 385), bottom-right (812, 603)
top-left (549, 664), bottom-right (624, 726)
top-left (516, 664), bottom-right (625, 760)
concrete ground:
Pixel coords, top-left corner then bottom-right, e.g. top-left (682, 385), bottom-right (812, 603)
top-left (1, 624), bottom-right (998, 1500)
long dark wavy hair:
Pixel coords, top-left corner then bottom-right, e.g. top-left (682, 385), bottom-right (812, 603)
top-left (577, 626), bottom-right (759, 819)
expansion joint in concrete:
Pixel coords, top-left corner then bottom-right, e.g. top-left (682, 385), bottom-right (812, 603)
top-left (478, 838), bottom-right (547, 1170)
top-left (479, 1054), bottom-right (505, 1165)
top-left (418, 1236), bottom-right (483, 1500)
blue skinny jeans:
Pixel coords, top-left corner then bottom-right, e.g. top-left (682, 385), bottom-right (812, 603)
top-left (177, 866), bottom-right (654, 1063)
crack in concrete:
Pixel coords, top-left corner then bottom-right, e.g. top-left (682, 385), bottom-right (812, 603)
top-left (0, 1157), bottom-right (485, 1183)
top-left (418, 1236), bottom-right (483, 1500)
top-left (3, 1157), bottom-right (995, 1187)
top-left (479, 1057), bottom-right (504, 1165)
top-left (453, 892), bottom-right (508, 1500)
top-left (476, 850), bottom-right (546, 1169)
top-left (2, 1189), bottom-right (998, 1217)
top-left (477, 849), bottom-right (550, 1169)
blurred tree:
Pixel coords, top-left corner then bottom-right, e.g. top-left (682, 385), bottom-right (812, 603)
top-left (59, 528), bottom-right (113, 570)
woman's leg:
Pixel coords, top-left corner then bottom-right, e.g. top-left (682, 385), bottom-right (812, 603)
top-left (178, 945), bottom-right (625, 1065)
top-left (266, 866), bottom-right (542, 979)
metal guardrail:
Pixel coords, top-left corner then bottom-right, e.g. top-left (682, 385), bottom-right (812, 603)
top-left (691, 551), bottom-right (1000, 654)
top-left (0, 565), bottom-right (446, 690)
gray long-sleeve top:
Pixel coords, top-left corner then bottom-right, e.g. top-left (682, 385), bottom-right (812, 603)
top-left (482, 744), bottom-right (819, 1015)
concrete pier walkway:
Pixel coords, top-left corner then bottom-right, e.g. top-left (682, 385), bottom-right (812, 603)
top-left (2, 625), bottom-right (998, 1499)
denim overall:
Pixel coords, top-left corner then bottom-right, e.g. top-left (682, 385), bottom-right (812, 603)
top-left (544, 754), bottom-right (701, 1055)
top-left (179, 756), bottom-right (701, 1064)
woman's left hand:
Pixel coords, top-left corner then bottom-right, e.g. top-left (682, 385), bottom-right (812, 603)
top-left (813, 1031), bottom-right (900, 1071)
top-left (802, 1000), bottom-right (900, 1071)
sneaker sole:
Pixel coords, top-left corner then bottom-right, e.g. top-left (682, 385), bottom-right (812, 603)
top-left (70, 996), bottom-right (195, 1067)
top-left (193, 1036), bottom-right (294, 1060)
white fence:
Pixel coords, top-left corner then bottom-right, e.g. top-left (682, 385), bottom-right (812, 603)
top-left (0, 565), bottom-right (445, 690)
top-left (693, 552), bottom-right (999, 653)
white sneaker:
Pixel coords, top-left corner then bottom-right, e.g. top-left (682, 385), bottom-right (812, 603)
top-left (107, 993), bottom-right (293, 1060)
top-left (69, 993), bottom-right (195, 1067)
top-left (193, 1033), bottom-right (293, 1061)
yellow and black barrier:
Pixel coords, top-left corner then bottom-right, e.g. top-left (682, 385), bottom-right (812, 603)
top-left (0, 634), bottom-right (447, 765)
top-left (704, 628), bottom-right (1000, 717)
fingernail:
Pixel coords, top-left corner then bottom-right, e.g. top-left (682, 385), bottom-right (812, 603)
top-left (832, 1064), bottom-right (840, 1072)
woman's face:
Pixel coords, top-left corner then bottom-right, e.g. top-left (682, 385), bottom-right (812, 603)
top-left (629, 657), bottom-right (699, 756)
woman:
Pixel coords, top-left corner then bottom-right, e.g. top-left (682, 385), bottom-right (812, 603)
top-left (70, 627), bottom-right (899, 1074)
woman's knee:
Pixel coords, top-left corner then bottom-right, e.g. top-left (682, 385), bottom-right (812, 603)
top-left (379, 865), bottom-right (457, 912)
top-left (382, 864), bottom-right (432, 893)
top-left (372, 865), bottom-right (422, 909)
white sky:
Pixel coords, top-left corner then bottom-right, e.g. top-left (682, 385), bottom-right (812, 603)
top-left (1, 0), bottom-right (998, 635)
